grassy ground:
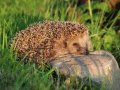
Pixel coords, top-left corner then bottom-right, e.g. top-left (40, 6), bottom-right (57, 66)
top-left (0, 0), bottom-right (120, 90)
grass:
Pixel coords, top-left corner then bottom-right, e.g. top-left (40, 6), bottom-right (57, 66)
top-left (0, 0), bottom-right (120, 90)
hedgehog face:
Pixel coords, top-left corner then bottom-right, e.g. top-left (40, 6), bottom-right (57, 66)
top-left (66, 31), bottom-right (90, 55)
top-left (53, 30), bottom-right (90, 57)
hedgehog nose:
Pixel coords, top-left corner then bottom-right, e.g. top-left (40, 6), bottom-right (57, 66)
top-left (77, 47), bottom-right (89, 55)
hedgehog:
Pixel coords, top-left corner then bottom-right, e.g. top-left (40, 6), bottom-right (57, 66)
top-left (12, 21), bottom-right (91, 64)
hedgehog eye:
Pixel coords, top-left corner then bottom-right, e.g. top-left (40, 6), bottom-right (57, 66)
top-left (73, 43), bottom-right (79, 47)
top-left (73, 43), bottom-right (81, 51)
top-left (63, 41), bottom-right (67, 48)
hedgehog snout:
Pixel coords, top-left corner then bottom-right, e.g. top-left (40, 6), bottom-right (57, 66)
top-left (72, 42), bottom-right (88, 55)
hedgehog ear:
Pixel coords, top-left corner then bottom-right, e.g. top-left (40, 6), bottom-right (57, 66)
top-left (63, 41), bottom-right (67, 48)
top-left (82, 30), bottom-right (88, 35)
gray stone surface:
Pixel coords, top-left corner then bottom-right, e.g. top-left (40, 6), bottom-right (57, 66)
top-left (50, 50), bottom-right (120, 89)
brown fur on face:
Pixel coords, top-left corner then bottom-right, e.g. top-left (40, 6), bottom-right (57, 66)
top-left (53, 29), bottom-right (91, 58)
top-left (67, 29), bottom-right (91, 55)
top-left (12, 21), bottom-right (91, 64)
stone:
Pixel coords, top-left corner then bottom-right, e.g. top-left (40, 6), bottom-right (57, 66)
top-left (50, 50), bottom-right (120, 89)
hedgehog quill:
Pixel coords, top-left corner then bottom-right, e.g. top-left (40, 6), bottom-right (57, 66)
top-left (12, 21), bottom-right (91, 64)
